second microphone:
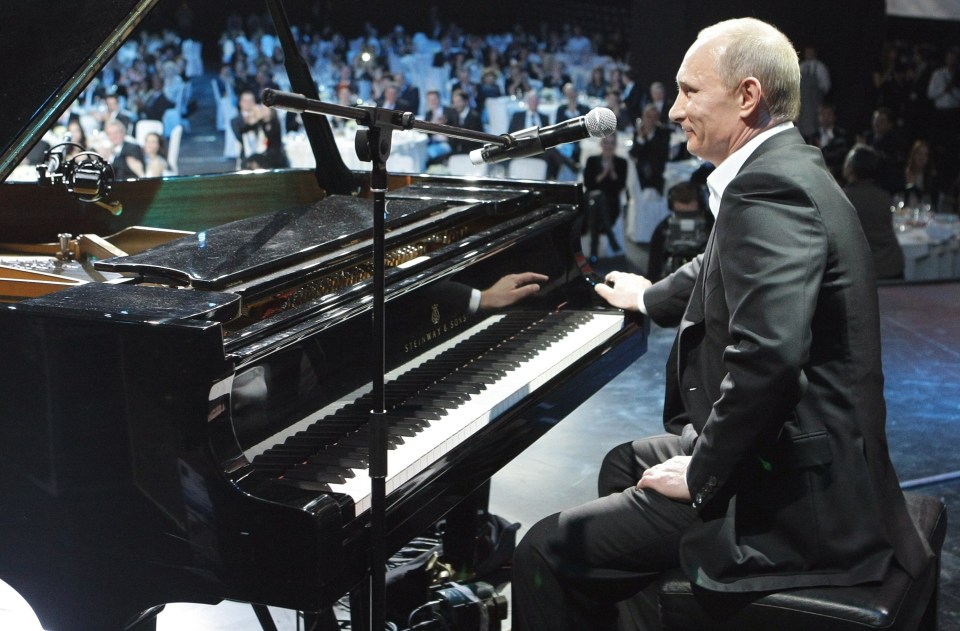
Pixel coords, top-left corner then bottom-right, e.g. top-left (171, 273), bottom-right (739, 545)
top-left (470, 107), bottom-right (617, 166)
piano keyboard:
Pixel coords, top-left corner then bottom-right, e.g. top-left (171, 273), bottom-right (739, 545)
top-left (248, 310), bottom-right (625, 516)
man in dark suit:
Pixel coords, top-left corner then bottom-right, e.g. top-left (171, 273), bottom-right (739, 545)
top-left (807, 101), bottom-right (851, 181)
top-left (512, 18), bottom-right (930, 631)
top-left (104, 119), bottom-right (144, 180)
top-left (508, 89), bottom-right (548, 134)
top-left (843, 145), bottom-right (904, 279)
top-left (629, 103), bottom-right (672, 193)
top-left (448, 89), bottom-right (483, 155)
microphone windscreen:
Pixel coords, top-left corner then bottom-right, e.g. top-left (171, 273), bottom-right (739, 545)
top-left (585, 108), bottom-right (618, 138)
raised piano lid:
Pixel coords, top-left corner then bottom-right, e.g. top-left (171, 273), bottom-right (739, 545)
top-left (94, 186), bottom-right (535, 290)
top-left (0, 0), bottom-right (160, 183)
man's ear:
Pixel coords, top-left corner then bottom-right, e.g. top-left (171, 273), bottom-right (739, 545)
top-left (738, 77), bottom-right (765, 120)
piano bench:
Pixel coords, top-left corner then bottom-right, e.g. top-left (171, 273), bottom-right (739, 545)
top-left (656, 492), bottom-right (947, 631)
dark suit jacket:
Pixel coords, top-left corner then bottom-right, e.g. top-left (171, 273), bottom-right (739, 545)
top-left (111, 141), bottom-right (144, 180)
top-left (643, 128), bottom-right (930, 593)
top-left (450, 108), bottom-right (484, 155)
top-left (583, 154), bottom-right (628, 218)
top-left (629, 126), bottom-right (671, 193)
top-left (843, 180), bottom-right (904, 279)
top-left (508, 110), bottom-right (548, 134)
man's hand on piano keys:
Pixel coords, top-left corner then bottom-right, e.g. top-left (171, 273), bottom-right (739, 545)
top-left (479, 272), bottom-right (549, 310)
top-left (594, 271), bottom-right (651, 312)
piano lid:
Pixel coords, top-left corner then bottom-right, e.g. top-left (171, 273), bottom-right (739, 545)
top-left (94, 186), bottom-right (536, 289)
top-left (0, 0), bottom-right (159, 183)
top-left (94, 194), bottom-right (449, 289)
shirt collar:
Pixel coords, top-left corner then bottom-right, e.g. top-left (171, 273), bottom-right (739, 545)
top-left (706, 122), bottom-right (793, 218)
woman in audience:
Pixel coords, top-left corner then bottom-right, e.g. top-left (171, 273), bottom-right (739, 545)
top-left (141, 132), bottom-right (169, 178)
top-left (903, 139), bottom-right (939, 209)
top-left (585, 66), bottom-right (609, 99)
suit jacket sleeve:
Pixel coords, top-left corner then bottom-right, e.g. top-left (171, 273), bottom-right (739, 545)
top-left (686, 168), bottom-right (828, 511)
top-left (642, 255), bottom-right (701, 326)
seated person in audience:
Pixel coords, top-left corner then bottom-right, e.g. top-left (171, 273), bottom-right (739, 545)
top-left (862, 106), bottom-right (907, 193)
top-left (376, 82), bottom-right (400, 110)
top-left (231, 88), bottom-right (287, 170)
top-left (646, 181), bottom-right (711, 281)
top-left (630, 103), bottom-right (672, 194)
top-left (253, 62), bottom-right (280, 96)
top-left (477, 68), bottom-right (503, 115)
top-left (555, 83), bottom-right (590, 169)
top-left (806, 102), bottom-right (851, 182)
top-left (449, 89), bottom-right (484, 155)
top-left (394, 71), bottom-right (421, 114)
top-left (140, 131), bottom-right (169, 178)
top-left (97, 92), bottom-right (135, 134)
top-left (424, 90), bottom-right (456, 166)
top-left (585, 65), bottom-right (609, 100)
top-left (104, 119), bottom-right (144, 180)
top-left (505, 62), bottom-right (532, 99)
top-left (451, 67), bottom-right (479, 110)
top-left (843, 145), bottom-right (904, 280)
top-left (508, 89), bottom-right (548, 133)
top-left (583, 135), bottom-right (627, 259)
top-left (642, 80), bottom-right (674, 127)
top-left (604, 89), bottom-right (632, 132)
top-left (64, 117), bottom-right (89, 161)
top-left (138, 73), bottom-right (177, 122)
top-left (902, 139), bottom-right (939, 209)
top-left (510, 90), bottom-right (578, 179)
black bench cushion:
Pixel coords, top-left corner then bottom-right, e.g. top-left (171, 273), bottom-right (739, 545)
top-left (657, 492), bottom-right (947, 631)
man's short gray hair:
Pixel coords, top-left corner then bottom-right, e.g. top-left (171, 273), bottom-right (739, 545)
top-left (697, 18), bottom-right (801, 123)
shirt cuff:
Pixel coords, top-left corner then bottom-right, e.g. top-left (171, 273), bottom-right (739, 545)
top-left (637, 288), bottom-right (648, 315)
top-left (469, 288), bottom-right (482, 314)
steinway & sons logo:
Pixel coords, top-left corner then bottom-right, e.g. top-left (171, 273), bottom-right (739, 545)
top-left (403, 304), bottom-right (468, 353)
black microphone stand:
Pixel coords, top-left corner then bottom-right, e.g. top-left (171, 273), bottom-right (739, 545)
top-left (262, 89), bottom-right (508, 631)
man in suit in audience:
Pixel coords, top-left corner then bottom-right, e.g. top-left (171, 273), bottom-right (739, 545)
top-left (104, 119), bottom-right (144, 180)
top-left (512, 18), bottom-right (930, 631)
top-left (843, 145), bottom-right (904, 279)
top-left (806, 101), bottom-right (851, 181)
top-left (393, 71), bottom-right (420, 114)
top-left (508, 89), bottom-right (548, 133)
top-left (554, 83), bottom-right (590, 170)
top-left (630, 103), bottom-right (672, 193)
top-left (424, 90), bottom-right (456, 165)
top-left (449, 89), bottom-right (483, 155)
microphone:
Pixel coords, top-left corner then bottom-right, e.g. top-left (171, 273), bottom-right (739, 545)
top-left (261, 88), bottom-right (311, 113)
top-left (45, 132), bottom-right (71, 176)
top-left (470, 107), bottom-right (617, 165)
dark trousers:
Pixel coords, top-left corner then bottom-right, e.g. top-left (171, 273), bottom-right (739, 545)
top-left (511, 435), bottom-right (699, 631)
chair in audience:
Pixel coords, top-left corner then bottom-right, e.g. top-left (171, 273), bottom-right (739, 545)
top-left (507, 157), bottom-right (548, 180)
top-left (134, 119), bottom-right (164, 147)
top-left (447, 153), bottom-right (487, 177)
top-left (165, 125), bottom-right (183, 175)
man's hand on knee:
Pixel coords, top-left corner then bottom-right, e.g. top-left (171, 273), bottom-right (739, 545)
top-left (636, 455), bottom-right (692, 502)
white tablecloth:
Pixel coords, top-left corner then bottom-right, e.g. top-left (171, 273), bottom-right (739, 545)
top-left (284, 128), bottom-right (429, 174)
top-left (897, 217), bottom-right (960, 281)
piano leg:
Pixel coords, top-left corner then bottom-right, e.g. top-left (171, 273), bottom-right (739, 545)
top-left (441, 481), bottom-right (492, 578)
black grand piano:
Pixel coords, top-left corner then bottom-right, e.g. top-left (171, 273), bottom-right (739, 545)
top-left (0, 1), bottom-right (646, 629)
